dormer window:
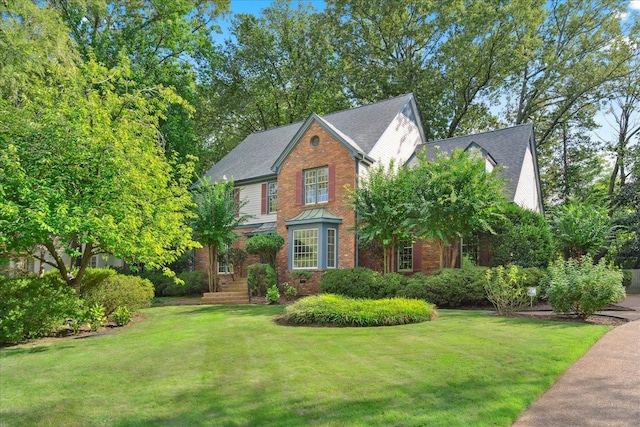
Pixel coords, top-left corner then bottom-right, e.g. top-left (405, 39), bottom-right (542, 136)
top-left (304, 166), bottom-right (329, 205)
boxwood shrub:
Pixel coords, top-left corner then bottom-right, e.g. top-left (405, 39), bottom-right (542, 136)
top-left (80, 272), bottom-right (154, 315)
top-left (0, 275), bottom-right (80, 344)
top-left (318, 267), bottom-right (381, 298)
top-left (281, 294), bottom-right (437, 327)
top-left (398, 267), bottom-right (488, 308)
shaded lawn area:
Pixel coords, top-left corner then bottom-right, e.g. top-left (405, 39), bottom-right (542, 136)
top-left (0, 305), bottom-right (610, 426)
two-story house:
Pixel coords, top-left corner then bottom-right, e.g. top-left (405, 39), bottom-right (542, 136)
top-left (198, 93), bottom-right (543, 294)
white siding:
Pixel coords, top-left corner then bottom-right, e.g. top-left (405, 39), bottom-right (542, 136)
top-left (513, 146), bottom-right (541, 212)
top-left (237, 182), bottom-right (277, 224)
top-left (367, 108), bottom-right (423, 169)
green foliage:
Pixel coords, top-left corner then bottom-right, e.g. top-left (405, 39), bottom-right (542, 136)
top-left (112, 306), bottom-right (133, 327)
top-left (86, 303), bottom-right (107, 332)
top-left (227, 248), bottom-right (248, 277)
top-left (266, 285), bottom-right (280, 305)
top-left (282, 283), bottom-right (297, 301)
top-left (319, 268), bottom-right (410, 300)
top-left (348, 160), bottom-right (416, 273)
top-left (409, 149), bottom-right (507, 268)
top-left (549, 197), bottom-right (614, 259)
top-left (485, 265), bottom-right (531, 316)
top-left (0, 275), bottom-right (79, 344)
top-left (79, 274), bottom-right (154, 316)
top-left (191, 177), bottom-right (251, 292)
top-left (399, 267), bottom-right (488, 308)
top-left (245, 233), bottom-right (284, 270)
top-left (202, 0), bottom-right (350, 159)
top-left (487, 204), bottom-right (554, 268)
top-left (0, 4), bottom-right (198, 288)
top-left (546, 256), bottom-right (626, 319)
top-left (282, 294), bottom-right (437, 327)
top-left (247, 263), bottom-right (276, 297)
top-left (142, 270), bottom-right (208, 297)
top-left (319, 268), bottom-right (381, 299)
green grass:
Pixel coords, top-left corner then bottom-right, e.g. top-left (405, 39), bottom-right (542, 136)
top-left (0, 305), bottom-right (610, 426)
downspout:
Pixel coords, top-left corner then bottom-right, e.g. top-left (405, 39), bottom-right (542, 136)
top-left (354, 156), bottom-right (361, 267)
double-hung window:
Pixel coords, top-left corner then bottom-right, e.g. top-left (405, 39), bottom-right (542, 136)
top-left (326, 228), bottom-right (337, 269)
top-left (267, 181), bottom-right (277, 213)
top-left (304, 167), bottom-right (328, 205)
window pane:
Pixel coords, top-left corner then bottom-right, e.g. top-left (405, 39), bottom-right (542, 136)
top-left (304, 169), bottom-right (316, 204)
top-left (317, 168), bottom-right (328, 202)
top-left (293, 229), bottom-right (318, 269)
top-left (397, 240), bottom-right (413, 271)
top-left (327, 229), bottom-right (336, 268)
top-left (268, 181), bottom-right (277, 213)
top-left (303, 167), bottom-right (328, 205)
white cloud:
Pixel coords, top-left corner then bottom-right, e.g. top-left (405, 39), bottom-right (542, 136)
top-left (630, 1), bottom-right (640, 10)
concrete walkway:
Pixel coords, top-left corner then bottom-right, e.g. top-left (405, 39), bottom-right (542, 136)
top-left (512, 295), bottom-right (640, 426)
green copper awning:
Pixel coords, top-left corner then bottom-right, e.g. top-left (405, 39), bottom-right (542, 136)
top-left (285, 208), bottom-right (343, 226)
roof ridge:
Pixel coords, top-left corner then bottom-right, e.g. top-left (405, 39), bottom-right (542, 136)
top-left (423, 123), bottom-right (533, 145)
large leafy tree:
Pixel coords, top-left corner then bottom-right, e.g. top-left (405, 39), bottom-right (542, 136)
top-left (409, 149), bottom-right (507, 268)
top-left (191, 179), bottom-right (250, 292)
top-left (198, 0), bottom-right (351, 161)
top-left (348, 161), bottom-right (416, 274)
top-left (506, 0), bottom-right (636, 147)
top-left (325, 0), bottom-right (541, 140)
top-left (0, 1), bottom-right (197, 289)
top-left (50, 0), bottom-right (230, 175)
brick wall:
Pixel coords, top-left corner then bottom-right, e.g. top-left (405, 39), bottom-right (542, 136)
top-left (276, 122), bottom-right (358, 290)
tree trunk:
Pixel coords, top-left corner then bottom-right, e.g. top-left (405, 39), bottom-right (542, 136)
top-left (207, 245), bottom-right (216, 292)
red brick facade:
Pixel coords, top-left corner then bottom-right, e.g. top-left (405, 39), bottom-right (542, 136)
top-left (276, 122), bottom-right (358, 293)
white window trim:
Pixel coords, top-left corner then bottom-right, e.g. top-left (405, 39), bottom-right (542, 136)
top-left (326, 228), bottom-right (337, 269)
top-left (304, 167), bottom-right (329, 205)
top-left (292, 228), bottom-right (319, 269)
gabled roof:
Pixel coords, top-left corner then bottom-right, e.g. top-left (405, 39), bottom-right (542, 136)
top-left (407, 124), bottom-right (538, 202)
top-left (203, 94), bottom-right (416, 184)
top-left (271, 113), bottom-right (374, 173)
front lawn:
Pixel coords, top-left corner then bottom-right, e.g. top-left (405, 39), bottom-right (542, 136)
top-left (1, 305), bottom-right (610, 426)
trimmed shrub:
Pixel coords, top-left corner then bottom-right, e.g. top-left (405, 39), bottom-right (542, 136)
top-left (281, 294), bottom-right (437, 327)
top-left (245, 233), bottom-right (284, 270)
top-left (399, 267), bottom-right (488, 308)
top-left (0, 275), bottom-right (80, 344)
top-left (247, 263), bottom-right (276, 296)
top-left (80, 274), bottom-right (154, 315)
top-left (319, 267), bottom-right (381, 298)
top-left (487, 203), bottom-right (554, 268)
top-left (546, 256), bottom-right (625, 319)
top-left (266, 285), bottom-right (280, 304)
top-left (485, 265), bottom-right (530, 316)
top-left (137, 270), bottom-right (208, 297)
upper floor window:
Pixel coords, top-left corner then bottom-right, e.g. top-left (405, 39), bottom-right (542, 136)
top-left (304, 166), bottom-right (328, 205)
top-left (268, 181), bottom-right (277, 213)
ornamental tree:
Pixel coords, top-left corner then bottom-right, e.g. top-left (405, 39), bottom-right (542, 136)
top-left (0, 3), bottom-right (197, 289)
top-left (348, 160), bottom-right (415, 274)
top-left (408, 149), bottom-right (507, 268)
top-left (191, 178), bottom-right (250, 292)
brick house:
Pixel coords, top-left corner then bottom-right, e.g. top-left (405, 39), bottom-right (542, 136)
top-left (198, 93), bottom-right (543, 294)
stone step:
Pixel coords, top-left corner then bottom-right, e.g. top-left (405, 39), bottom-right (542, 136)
top-left (219, 283), bottom-right (248, 292)
top-left (202, 291), bottom-right (249, 305)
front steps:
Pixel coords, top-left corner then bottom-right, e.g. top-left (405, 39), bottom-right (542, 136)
top-left (202, 278), bottom-right (249, 305)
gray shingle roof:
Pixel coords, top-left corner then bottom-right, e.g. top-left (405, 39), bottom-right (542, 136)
top-left (408, 124), bottom-right (536, 201)
top-left (203, 94), bottom-right (415, 183)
